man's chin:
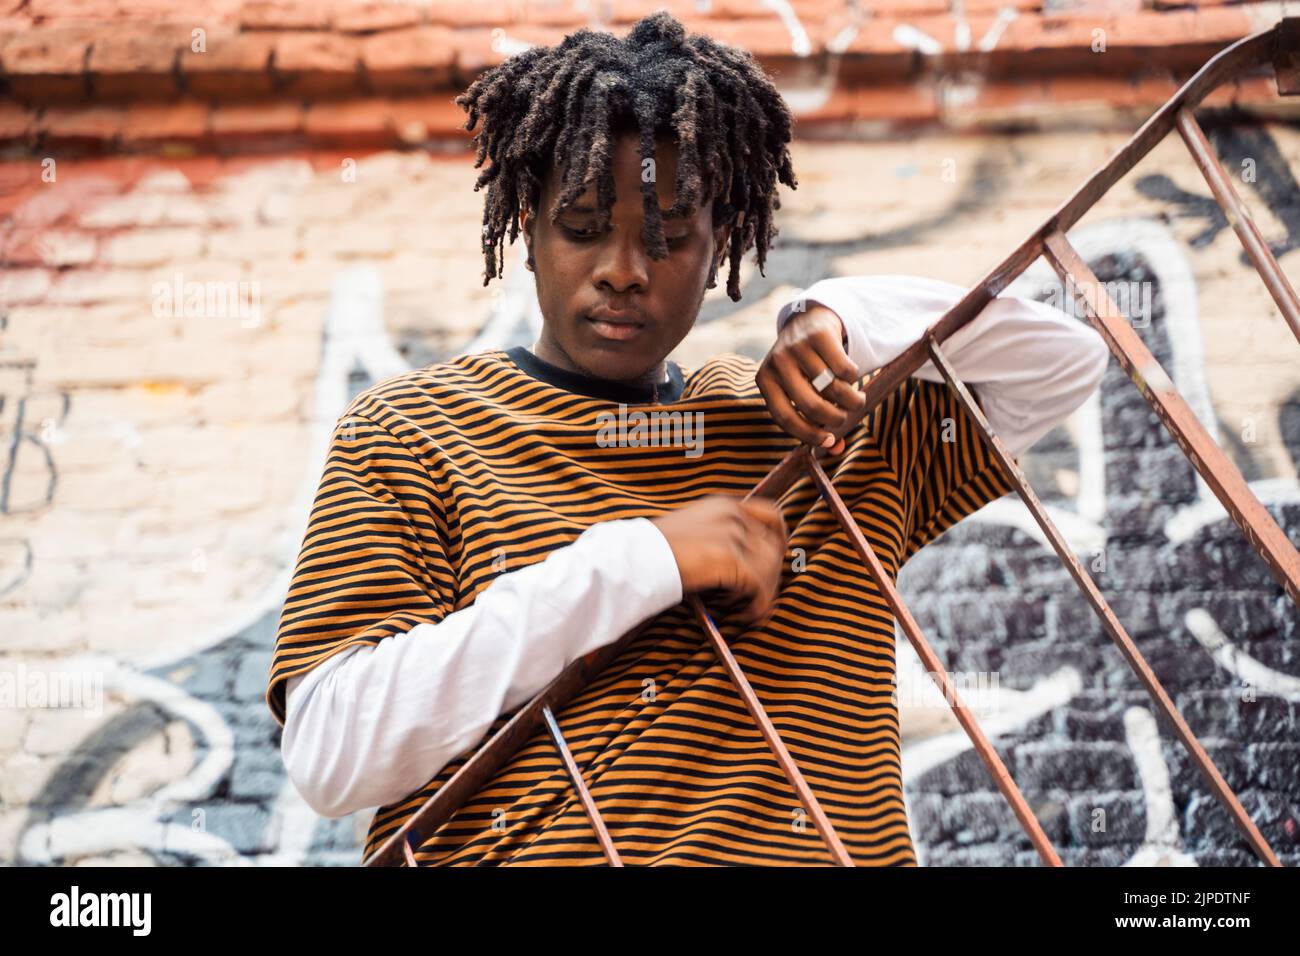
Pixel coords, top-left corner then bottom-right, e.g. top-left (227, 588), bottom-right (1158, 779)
top-left (569, 344), bottom-right (663, 384)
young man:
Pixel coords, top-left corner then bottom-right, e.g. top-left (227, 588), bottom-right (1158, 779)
top-left (266, 13), bottom-right (1109, 866)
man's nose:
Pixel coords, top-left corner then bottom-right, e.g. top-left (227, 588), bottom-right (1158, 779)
top-left (592, 229), bottom-right (650, 293)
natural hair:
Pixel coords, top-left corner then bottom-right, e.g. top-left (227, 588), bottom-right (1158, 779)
top-left (454, 11), bottom-right (798, 301)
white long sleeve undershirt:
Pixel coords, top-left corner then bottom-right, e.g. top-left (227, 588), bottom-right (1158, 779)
top-left (775, 273), bottom-right (1110, 459)
top-left (281, 516), bottom-right (683, 818)
top-left (280, 273), bottom-right (1109, 819)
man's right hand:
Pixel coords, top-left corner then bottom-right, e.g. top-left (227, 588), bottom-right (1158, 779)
top-left (650, 494), bottom-right (789, 623)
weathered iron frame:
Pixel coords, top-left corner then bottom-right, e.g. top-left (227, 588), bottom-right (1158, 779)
top-left (366, 19), bottom-right (1300, 867)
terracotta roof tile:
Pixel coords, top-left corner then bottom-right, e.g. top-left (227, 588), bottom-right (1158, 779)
top-left (604, 1), bottom-right (719, 26)
top-left (240, 0), bottom-right (332, 31)
top-left (0, 99), bottom-right (36, 143)
top-left (87, 24), bottom-right (187, 98)
top-left (42, 104), bottom-right (129, 148)
top-left (121, 101), bottom-right (212, 145)
top-left (360, 25), bottom-right (456, 92)
top-left (387, 95), bottom-right (469, 143)
top-left (421, 1), bottom-right (520, 29)
top-left (303, 96), bottom-right (399, 147)
top-left (694, 15), bottom-right (810, 57)
top-left (209, 100), bottom-right (303, 137)
top-left (272, 31), bottom-right (361, 95)
top-left (332, 1), bottom-right (424, 33)
top-left (180, 29), bottom-right (277, 98)
top-left (0, 26), bottom-right (93, 100)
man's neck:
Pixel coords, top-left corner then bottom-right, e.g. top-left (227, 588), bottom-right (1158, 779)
top-left (530, 337), bottom-right (668, 388)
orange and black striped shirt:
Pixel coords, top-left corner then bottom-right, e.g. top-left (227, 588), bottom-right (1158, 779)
top-left (267, 344), bottom-right (1017, 865)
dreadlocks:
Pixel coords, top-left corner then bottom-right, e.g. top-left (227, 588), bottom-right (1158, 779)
top-left (454, 10), bottom-right (798, 301)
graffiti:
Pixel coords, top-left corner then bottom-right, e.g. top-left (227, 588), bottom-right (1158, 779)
top-left (896, 223), bottom-right (1299, 866)
top-left (1136, 125), bottom-right (1300, 264)
top-left (0, 356), bottom-right (67, 599)
top-left (893, 8), bottom-right (1020, 56)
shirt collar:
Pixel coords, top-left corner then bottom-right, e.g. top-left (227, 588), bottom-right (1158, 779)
top-left (504, 346), bottom-right (684, 405)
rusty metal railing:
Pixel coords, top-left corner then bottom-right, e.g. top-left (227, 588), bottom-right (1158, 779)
top-left (365, 18), bottom-right (1300, 867)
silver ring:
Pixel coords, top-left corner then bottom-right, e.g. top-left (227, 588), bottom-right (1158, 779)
top-left (811, 367), bottom-right (835, 393)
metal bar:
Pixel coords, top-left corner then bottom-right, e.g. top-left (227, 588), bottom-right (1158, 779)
top-left (1174, 108), bottom-right (1300, 345)
top-left (364, 18), bottom-right (1299, 866)
top-left (925, 340), bottom-right (1283, 867)
top-left (800, 449), bottom-right (1065, 867)
top-left (689, 595), bottom-right (856, 866)
top-left (1042, 229), bottom-right (1300, 608)
top-left (541, 704), bottom-right (624, 866)
top-left (362, 623), bottom-right (649, 867)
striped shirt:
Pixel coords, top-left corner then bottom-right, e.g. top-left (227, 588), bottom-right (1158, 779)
top-left (267, 341), bottom-right (1021, 866)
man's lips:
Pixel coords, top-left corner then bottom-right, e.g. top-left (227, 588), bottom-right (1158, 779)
top-left (586, 306), bottom-right (644, 325)
top-left (585, 307), bottom-right (646, 341)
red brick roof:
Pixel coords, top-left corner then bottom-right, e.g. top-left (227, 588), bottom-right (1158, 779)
top-left (0, 1), bottom-right (1294, 152)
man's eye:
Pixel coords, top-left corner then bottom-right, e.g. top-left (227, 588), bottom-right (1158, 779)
top-left (560, 224), bottom-right (690, 247)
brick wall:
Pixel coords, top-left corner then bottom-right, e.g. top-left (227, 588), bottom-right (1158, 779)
top-left (1, 2), bottom-right (1298, 865)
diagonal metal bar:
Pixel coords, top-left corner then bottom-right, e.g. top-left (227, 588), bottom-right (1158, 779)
top-left (800, 448), bottom-right (1065, 867)
top-left (689, 594), bottom-right (856, 866)
top-left (1042, 229), bottom-right (1300, 608)
top-left (925, 339), bottom-right (1283, 867)
top-left (362, 623), bottom-right (650, 866)
top-left (363, 19), bottom-right (1300, 866)
top-left (1174, 108), bottom-right (1300, 345)
top-left (541, 704), bottom-right (624, 865)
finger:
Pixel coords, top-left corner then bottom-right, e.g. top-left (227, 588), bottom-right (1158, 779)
top-left (730, 514), bottom-right (781, 622)
top-left (735, 556), bottom-right (772, 622)
top-left (754, 541), bottom-right (784, 621)
top-left (806, 325), bottom-right (860, 383)
top-left (816, 387), bottom-right (859, 455)
top-left (747, 513), bottom-right (788, 586)
top-left (797, 330), bottom-right (867, 422)
top-left (729, 556), bottom-right (765, 623)
top-left (820, 377), bottom-right (868, 416)
top-left (786, 344), bottom-right (867, 454)
top-left (781, 304), bottom-right (856, 376)
top-left (756, 363), bottom-right (832, 447)
top-left (739, 498), bottom-right (787, 545)
top-left (776, 306), bottom-right (860, 425)
top-left (777, 347), bottom-right (849, 430)
top-left (739, 504), bottom-right (785, 620)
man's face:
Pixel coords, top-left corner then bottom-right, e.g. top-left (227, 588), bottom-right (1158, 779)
top-left (521, 131), bottom-right (730, 384)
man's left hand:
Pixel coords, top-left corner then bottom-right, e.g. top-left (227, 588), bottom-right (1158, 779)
top-left (756, 304), bottom-right (866, 456)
